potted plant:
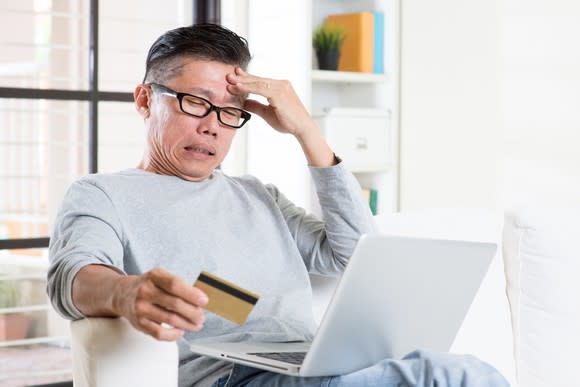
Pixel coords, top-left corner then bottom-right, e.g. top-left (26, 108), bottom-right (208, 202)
top-left (0, 280), bottom-right (30, 341)
top-left (312, 22), bottom-right (346, 71)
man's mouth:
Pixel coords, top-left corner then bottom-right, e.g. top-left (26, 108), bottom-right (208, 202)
top-left (185, 145), bottom-right (215, 156)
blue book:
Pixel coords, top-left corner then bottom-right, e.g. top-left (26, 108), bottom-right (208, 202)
top-left (373, 11), bottom-right (384, 74)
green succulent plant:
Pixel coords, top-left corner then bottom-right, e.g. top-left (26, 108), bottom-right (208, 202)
top-left (312, 23), bottom-right (346, 52)
top-left (0, 281), bottom-right (18, 308)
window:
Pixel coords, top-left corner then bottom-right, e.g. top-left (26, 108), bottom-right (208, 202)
top-left (0, 1), bottom-right (193, 385)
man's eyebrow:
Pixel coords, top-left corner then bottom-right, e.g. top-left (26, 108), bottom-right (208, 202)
top-left (187, 87), bottom-right (244, 107)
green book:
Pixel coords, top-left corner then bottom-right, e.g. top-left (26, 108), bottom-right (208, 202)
top-left (362, 187), bottom-right (378, 215)
top-left (369, 188), bottom-right (378, 215)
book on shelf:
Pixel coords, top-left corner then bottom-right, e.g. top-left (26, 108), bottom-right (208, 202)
top-left (361, 187), bottom-right (378, 215)
top-left (325, 11), bottom-right (384, 74)
top-left (373, 11), bottom-right (384, 74)
top-left (326, 12), bottom-right (373, 73)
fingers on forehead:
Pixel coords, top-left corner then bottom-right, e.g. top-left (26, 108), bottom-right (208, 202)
top-left (236, 80), bottom-right (273, 95)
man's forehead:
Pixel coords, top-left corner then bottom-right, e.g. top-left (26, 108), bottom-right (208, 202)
top-left (164, 57), bottom-right (245, 105)
top-left (185, 86), bottom-right (245, 106)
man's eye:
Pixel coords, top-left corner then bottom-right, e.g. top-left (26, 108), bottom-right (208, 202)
top-left (222, 109), bottom-right (242, 119)
top-left (184, 98), bottom-right (206, 107)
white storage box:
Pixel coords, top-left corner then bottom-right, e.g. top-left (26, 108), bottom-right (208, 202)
top-left (313, 108), bottom-right (390, 172)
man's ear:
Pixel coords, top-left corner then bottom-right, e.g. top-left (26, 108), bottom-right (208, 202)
top-left (134, 85), bottom-right (151, 119)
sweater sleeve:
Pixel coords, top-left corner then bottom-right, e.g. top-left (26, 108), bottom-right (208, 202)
top-left (266, 161), bottom-right (376, 276)
top-left (47, 178), bottom-right (126, 320)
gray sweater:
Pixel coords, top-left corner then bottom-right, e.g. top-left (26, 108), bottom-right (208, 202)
top-left (47, 163), bottom-right (375, 386)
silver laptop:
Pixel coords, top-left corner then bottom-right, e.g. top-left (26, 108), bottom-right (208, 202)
top-left (189, 234), bottom-right (495, 377)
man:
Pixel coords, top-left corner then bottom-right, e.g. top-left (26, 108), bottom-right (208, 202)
top-left (48, 24), bottom-right (508, 386)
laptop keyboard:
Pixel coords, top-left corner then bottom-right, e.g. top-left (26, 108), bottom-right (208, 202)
top-left (247, 352), bottom-right (307, 365)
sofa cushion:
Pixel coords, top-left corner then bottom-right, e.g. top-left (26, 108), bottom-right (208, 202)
top-left (503, 208), bottom-right (580, 387)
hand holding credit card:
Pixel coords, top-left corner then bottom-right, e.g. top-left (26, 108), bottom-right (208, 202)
top-left (193, 271), bottom-right (259, 325)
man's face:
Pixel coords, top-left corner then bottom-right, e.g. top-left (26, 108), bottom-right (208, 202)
top-left (145, 59), bottom-right (242, 181)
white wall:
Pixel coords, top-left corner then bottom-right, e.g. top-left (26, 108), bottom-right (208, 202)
top-left (399, 0), bottom-right (502, 210)
top-left (225, 0), bottom-right (312, 209)
top-left (220, 0), bottom-right (249, 177)
top-left (501, 0), bottom-right (580, 207)
top-left (400, 0), bottom-right (580, 210)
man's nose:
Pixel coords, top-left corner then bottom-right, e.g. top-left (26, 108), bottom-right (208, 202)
top-left (197, 110), bottom-right (220, 137)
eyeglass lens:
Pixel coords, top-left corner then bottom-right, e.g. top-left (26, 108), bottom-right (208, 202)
top-left (181, 95), bottom-right (245, 127)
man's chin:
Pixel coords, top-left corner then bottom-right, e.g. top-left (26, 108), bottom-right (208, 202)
top-left (176, 167), bottom-right (215, 182)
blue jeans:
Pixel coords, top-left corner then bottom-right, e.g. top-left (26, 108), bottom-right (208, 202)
top-left (211, 350), bottom-right (509, 386)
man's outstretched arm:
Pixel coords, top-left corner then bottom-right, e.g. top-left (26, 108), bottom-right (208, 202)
top-left (72, 264), bottom-right (208, 341)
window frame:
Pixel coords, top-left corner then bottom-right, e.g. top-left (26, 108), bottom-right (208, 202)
top-left (0, 0), bottom-right (217, 250)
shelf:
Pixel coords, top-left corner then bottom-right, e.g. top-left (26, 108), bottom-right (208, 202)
top-left (0, 335), bottom-right (70, 348)
top-left (2, 369), bottom-right (73, 382)
top-left (0, 254), bottom-right (49, 266)
top-left (0, 274), bottom-right (46, 281)
top-left (0, 304), bottom-right (51, 314)
top-left (311, 69), bottom-right (388, 84)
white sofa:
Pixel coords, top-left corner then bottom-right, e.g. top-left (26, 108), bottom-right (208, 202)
top-left (503, 208), bottom-right (580, 387)
top-left (70, 208), bottom-right (580, 387)
top-left (71, 316), bottom-right (178, 386)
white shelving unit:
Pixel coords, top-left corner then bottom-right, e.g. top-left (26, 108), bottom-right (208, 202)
top-left (311, 69), bottom-right (389, 84)
top-left (310, 0), bottom-right (400, 214)
top-left (0, 255), bottom-right (70, 348)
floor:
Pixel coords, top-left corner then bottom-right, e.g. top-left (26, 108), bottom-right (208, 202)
top-left (0, 345), bottom-right (72, 387)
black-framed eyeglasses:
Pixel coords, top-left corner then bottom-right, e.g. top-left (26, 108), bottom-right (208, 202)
top-left (148, 83), bottom-right (251, 129)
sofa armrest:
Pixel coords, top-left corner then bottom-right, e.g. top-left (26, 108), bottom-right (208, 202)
top-left (503, 208), bottom-right (580, 387)
top-left (71, 317), bottom-right (178, 387)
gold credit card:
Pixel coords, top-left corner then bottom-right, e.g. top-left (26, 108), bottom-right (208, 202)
top-left (193, 271), bottom-right (259, 325)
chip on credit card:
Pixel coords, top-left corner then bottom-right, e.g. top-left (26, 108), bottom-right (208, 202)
top-left (193, 271), bottom-right (259, 325)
